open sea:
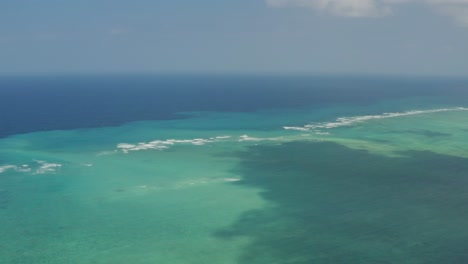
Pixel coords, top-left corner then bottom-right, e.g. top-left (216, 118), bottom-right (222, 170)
top-left (1, 75), bottom-right (468, 263)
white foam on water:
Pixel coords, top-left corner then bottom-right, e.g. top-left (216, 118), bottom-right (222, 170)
top-left (117, 138), bottom-right (208, 153)
top-left (213, 135), bottom-right (231, 139)
top-left (116, 133), bottom-right (287, 153)
top-left (117, 142), bottom-right (171, 153)
top-left (283, 126), bottom-right (310, 132)
top-left (1, 162), bottom-right (61, 175)
top-left (116, 135), bottom-right (236, 153)
top-left (284, 107), bottom-right (468, 132)
top-left (16, 165), bottom-right (31, 172)
top-left (117, 134), bottom-right (285, 153)
top-left (0, 165), bottom-right (17, 174)
top-left (34, 161), bottom-right (62, 174)
top-left (238, 134), bottom-right (282, 142)
top-left (0, 164), bottom-right (31, 173)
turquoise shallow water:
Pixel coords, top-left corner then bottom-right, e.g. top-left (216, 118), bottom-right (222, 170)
top-left (1, 93), bottom-right (468, 263)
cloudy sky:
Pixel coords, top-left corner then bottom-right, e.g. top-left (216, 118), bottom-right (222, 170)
top-left (1, 0), bottom-right (467, 76)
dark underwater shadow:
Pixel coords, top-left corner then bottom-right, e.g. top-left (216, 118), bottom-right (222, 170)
top-left (395, 129), bottom-right (451, 138)
top-left (216, 141), bottom-right (468, 264)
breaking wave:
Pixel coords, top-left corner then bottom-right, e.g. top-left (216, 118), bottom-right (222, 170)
top-left (284, 107), bottom-right (468, 132)
top-left (0, 161), bottom-right (62, 175)
top-left (117, 136), bottom-right (224, 153)
top-left (116, 134), bottom-right (283, 153)
top-left (0, 165), bottom-right (30, 174)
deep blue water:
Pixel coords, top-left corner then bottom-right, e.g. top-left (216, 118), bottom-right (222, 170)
top-left (1, 75), bottom-right (468, 263)
top-left (1, 75), bottom-right (467, 138)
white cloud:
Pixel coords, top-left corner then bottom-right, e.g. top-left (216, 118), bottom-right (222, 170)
top-left (265, 0), bottom-right (392, 17)
top-left (266, 0), bottom-right (468, 26)
top-left (428, 1), bottom-right (468, 27)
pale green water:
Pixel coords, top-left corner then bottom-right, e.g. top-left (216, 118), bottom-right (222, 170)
top-left (1, 98), bottom-right (468, 263)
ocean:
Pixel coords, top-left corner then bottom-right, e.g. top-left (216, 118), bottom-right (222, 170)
top-left (1, 75), bottom-right (468, 263)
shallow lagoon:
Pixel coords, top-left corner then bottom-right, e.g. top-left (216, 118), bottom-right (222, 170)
top-left (1, 77), bottom-right (468, 263)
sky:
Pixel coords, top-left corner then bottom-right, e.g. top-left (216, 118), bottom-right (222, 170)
top-left (1, 0), bottom-right (468, 76)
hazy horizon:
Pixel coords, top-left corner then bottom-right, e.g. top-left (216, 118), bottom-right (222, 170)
top-left (1, 0), bottom-right (468, 77)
